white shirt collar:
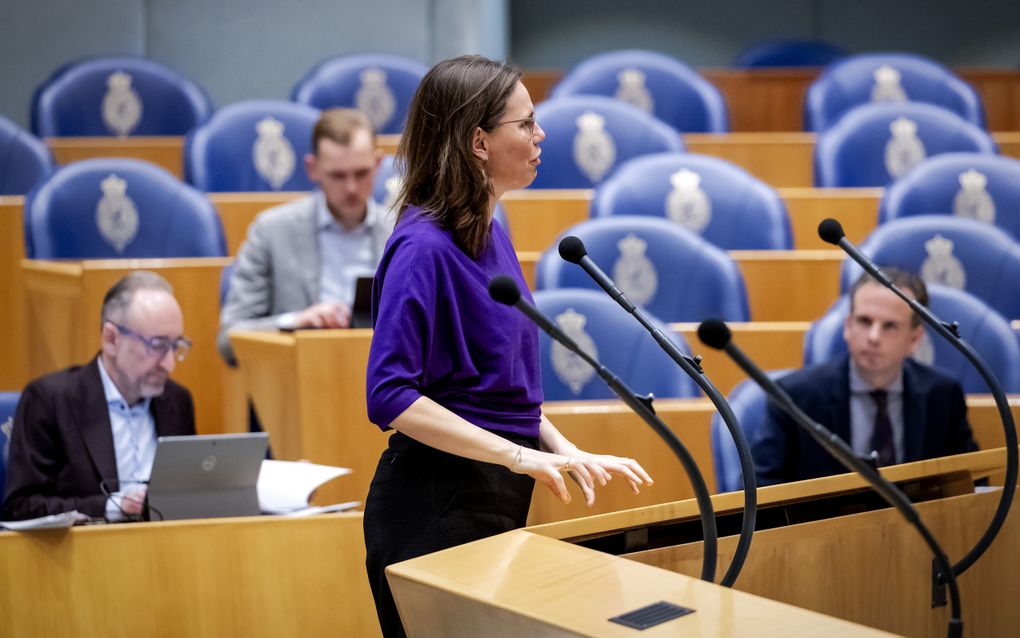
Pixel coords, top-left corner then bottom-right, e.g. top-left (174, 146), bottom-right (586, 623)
top-left (315, 190), bottom-right (379, 232)
top-left (848, 359), bottom-right (904, 394)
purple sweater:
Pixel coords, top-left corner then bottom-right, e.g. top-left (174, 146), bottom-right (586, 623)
top-left (366, 206), bottom-right (542, 438)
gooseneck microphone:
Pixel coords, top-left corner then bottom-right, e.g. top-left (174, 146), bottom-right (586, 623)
top-left (558, 236), bottom-right (756, 588)
top-left (489, 274), bottom-right (719, 584)
top-left (698, 319), bottom-right (963, 638)
top-left (819, 218), bottom-right (1018, 580)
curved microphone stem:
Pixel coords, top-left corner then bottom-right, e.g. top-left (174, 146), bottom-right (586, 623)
top-left (566, 246), bottom-right (756, 587)
top-left (824, 220), bottom-right (1017, 579)
top-left (488, 276), bottom-right (719, 583)
top-left (704, 324), bottom-right (962, 638)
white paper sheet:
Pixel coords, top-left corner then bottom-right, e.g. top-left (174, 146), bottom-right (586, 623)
top-left (257, 459), bottom-right (351, 514)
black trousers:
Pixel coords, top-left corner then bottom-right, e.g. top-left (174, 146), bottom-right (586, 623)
top-left (363, 431), bottom-right (538, 638)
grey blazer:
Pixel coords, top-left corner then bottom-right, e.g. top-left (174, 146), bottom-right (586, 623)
top-left (218, 194), bottom-right (393, 364)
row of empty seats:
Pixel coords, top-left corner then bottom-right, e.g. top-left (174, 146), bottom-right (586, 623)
top-left (25, 50), bottom-right (991, 138)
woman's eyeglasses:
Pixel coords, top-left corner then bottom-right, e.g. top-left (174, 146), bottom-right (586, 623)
top-left (494, 116), bottom-right (537, 136)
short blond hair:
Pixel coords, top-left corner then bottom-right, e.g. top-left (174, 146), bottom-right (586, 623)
top-left (312, 108), bottom-right (375, 153)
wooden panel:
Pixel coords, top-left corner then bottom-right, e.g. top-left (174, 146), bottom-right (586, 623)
top-left (958, 69), bottom-right (1020, 131)
top-left (685, 132), bottom-right (815, 187)
top-left (702, 68), bottom-right (817, 132)
top-left (500, 188), bottom-right (591, 252)
top-left (993, 131), bottom-right (1020, 162)
top-left (526, 68), bottom-right (1020, 132)
top-left (389, 529), bottom-right (892, 638)
top-left (0, 514), bottom-right (380, 638)
top-left (377, 134), bottom-right (399, 156)
top-left (628, 486), bottom-right (1018, 637)
top-left (0, 197), bottom-right (28, 390)
top-left (208, 191), bottom-right (303, 255)
top-left (22, 258), bottom-right (232, 435)
top-left (47, 136), bottom-right (185, 177)
top-left (779, 187), bottom-right (881, 249)
top-left (733, 249), bottom-right (844, 321)
top-left (517, 249), bottom-right (845, 322)
top-left (232, 329), bottom-right (389, 507)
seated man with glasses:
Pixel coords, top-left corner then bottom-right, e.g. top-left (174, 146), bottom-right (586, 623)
top-left (2, 271), bottom-right (196, 521)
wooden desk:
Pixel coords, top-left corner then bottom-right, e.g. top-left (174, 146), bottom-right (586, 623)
top-left (518, 248), bottom-right (846, 322)
top-left (0, 197), bottom-right (28, 391)
top-left (527, 449), bottom-right (1017, 637)
top-left (22, 258), bottom-right (233, 434)
top-left (47, 136), bottom-right (185, 177)
top-left (0, 513), bottom-right (380, 638)
top-left (230, 327), bottom-right (1019, 526)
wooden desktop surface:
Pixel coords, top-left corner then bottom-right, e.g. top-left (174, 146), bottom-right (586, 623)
top-left (0, 513), bottom-right (380, 638)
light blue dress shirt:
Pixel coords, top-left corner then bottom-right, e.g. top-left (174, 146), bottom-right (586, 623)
top-left (315, 192), bottom-right (383, 306)
top-left (97, 358), bottom-right (157, 520)
top-left (848, 361), bottom-right (905, 464)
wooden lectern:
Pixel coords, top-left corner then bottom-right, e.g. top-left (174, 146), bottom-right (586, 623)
top-left (389, 448), bottom-right (1017, 637)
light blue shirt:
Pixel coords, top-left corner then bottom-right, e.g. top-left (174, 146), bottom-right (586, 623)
top-left (97, 358), bottom-right (157, 520)
top-left (315, 191), bottom-right (383, 306)
top-left (848, 361), bottom-right (905, 464)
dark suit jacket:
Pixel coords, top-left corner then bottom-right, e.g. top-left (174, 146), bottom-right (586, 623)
top-left (754, 355), bottom-right (978, 486)
top-left (2, 356), bottom-right (195, 520)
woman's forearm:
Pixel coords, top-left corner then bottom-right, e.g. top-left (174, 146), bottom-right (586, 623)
top-left (388, 396), bottom-right (520, 467)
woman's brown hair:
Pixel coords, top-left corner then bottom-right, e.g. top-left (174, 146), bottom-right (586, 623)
top-left (395, 55), bottom-right (521, 258)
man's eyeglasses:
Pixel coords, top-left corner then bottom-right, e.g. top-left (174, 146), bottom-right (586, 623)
top-left (108, 321), bottom-right (192, 362)
top-left (494, 116), bottom-right (538, 136)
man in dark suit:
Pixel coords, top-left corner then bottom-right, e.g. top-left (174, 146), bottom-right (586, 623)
top-left (754, 269), bottom-right (977, 486)
top-left (2, 271), bottom-right (196, 521)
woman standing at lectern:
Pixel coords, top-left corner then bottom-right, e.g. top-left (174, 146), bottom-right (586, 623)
top-left (363, 55), bottom-right (653, 637)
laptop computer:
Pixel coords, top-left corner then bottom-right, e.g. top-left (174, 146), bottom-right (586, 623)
top-left (145, 432), bottom-right (268, 521)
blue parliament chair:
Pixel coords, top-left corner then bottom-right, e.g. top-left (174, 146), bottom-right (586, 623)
top-left (802, 285), bottom-right (1020, 394)
top-left (292, 53), bottom-right (428, 135)
top-left (31, 56), bottom-right (213, 137)
top-left (185, 100), bottom-right (319, 192)
top-left (372, 154), bottom-right (509, 235)
top-left (24, 158), bottom-right (226, 259)
top-left (878, 152), bottom-right (1020, 241)
top-left (733, 40), bottom-right (847, 68)
top-left (533, 289), bottom-right (700, 400)
top-left (535, 216), bottom-right (750, 323)
top-left (804, 52), bottom-right (985, 132)
top-left (711, 371), bottom-right (791, 492)
top-left (0, 392), bottom-right (18, 506)
top-left (840, 216), bottom-right (1020, 320)
top-left (549, 49), bottom-right (728, 133)
top-left (0, 115), bottom-right (53, 195)
top-left (813, 102), bottom-right (996, 188)
top-left (530, 95), bottom-right (683, 189)
top-left (589, 152), bottom-right (793, 250)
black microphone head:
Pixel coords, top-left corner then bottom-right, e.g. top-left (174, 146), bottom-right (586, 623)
top-left (488, 275), bottom-right (521, 306)
top-left (558, 235), bottom-right (587, 264)
top-left (697, 319), bottom-right (732, 350)
top-left (818, 218), bottom-right (846, 245)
